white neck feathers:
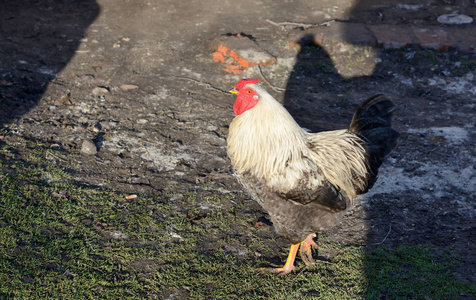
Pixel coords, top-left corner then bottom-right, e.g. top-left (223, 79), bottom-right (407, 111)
top-left (227, 84), bottom-right (309, 183)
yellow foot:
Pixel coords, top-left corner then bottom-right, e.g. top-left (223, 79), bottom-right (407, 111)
top-left (299, 233), bottom-right (319, 266)
top-left (259, 234), bottom-right (319, 275)
top-left (259, 243), bottom-right (300, 275)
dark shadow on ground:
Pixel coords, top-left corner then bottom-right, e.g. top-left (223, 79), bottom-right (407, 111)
top-left (283, 34), bottom-right (345, 132)
top-left (0, 0), bottom-right (99, 126)
top-left (281, 1), bottom-right (476, 295)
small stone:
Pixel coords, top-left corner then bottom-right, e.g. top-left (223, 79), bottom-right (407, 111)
top-left (169, 194), bottom-right (183, 201)
top-left (80, 139), bottom-right (97, 155)
top-left (437, 14), bottom-right (473, 25)
top-left (120, 84), bottom-right (139, 90)
top-left (207, 125), bottom-right (218, 131)
top-left (100, 121), bottom-right (118, 130)
top-left (49, 105), bottom-right (57, 111)
top-left (109, 230), bottom-right (128, 240)
top-left (54, 94), bottom-right (73, 106)
top-left (52, 191), bottom-right (67, 198)
top-left (119, 151), bottom-right (131, 159)
top-left (396, 4), bottom-right (423, 10)
top-left (92, 87), bottom-right (109, 96)
top-left (170, 232), bottom-right (183, 240)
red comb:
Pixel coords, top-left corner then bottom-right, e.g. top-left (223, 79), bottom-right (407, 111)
top-left (235, 78), bottom-right (260, 90)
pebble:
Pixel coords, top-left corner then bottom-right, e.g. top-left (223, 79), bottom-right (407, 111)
top-left (100, 121), bottom-right (118, 130)
top-left (81, 139), bottom-right (97, 155)
top-left (109, 230), bottom-right (128, 240)
top-left (396, 4), bottom-right (423, 10)
top-left (54, 94), bottom-right (73, 106)
top-left (169, 194), bottom-right (183, 202)
top-left (120, 84), bottom-right (139, 90)
top-left (170, 232), bottom-right (183, 240)
top-left (437, 14), bottom-right (473, 25)
top-left (92, 86), bottom-right (109, 96)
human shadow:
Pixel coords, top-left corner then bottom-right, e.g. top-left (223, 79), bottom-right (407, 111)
top-left (0, 0), bottom-right (100, 126)
top-left (283, 34), bottom-right (345, 133)
top-left (281, 9), bottom-right (475, 296)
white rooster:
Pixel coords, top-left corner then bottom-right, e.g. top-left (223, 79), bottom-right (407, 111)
top-left (227, 78), bottom-right (399, 274)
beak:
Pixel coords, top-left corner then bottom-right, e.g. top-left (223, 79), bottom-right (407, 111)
top-left (229, 89), bottom-right (238, 95)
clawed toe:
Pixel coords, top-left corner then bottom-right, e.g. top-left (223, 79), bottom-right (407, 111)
top-left (261, 234), bottom-right (319, 275)
top-left (299, 233), bottom-right (319, 267)
top-left (258, 266), bottom-right (298, 275)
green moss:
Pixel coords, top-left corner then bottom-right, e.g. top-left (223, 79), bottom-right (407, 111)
top-left (0, 134), bottom-right (474, 299)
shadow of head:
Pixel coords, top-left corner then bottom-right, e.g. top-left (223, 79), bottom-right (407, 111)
top-left (283, 34), bottom-right (348, 132)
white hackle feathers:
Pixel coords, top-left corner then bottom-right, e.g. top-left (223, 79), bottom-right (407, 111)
top-left (227, 83), bottom-right (369, 200)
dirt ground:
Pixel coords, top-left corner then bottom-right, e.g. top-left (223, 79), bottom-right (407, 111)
top-left (1, 0), bottom-right (475, 288)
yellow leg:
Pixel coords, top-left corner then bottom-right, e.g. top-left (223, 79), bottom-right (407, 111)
top-left (281, 243), bottom-right (300, 272)
top-left (259, 243), bottom-right (299, 275)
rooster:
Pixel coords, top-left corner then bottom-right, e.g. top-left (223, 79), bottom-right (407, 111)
top-left (227, 78), bottom-right (399, 274)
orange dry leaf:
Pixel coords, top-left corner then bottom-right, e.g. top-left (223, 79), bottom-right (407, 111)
top-left (212, 51), bottom-right (225, 63)
top-left (94, 222), bottom-right (114, 231)
top-left (217, 44), bottom-right (229, 54)
top-left (236, 57), bottom-right (250, 68)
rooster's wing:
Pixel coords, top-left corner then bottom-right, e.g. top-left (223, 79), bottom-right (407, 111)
top-left (277, 165), bottom-right (348, 211)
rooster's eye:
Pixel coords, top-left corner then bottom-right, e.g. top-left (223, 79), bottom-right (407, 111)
top-left (247, 90), bottom-right (252, 94)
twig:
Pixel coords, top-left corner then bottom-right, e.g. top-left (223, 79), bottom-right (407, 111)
top-left (174, 76), bottom-right (229, 94)
top-left (46, 150), bottom-right (67, 162)
top-left (266, 19), bottom-right (335, 30)
top-left (316, 258), bottom-right (334, 265)
top-left (372, 225), bottom-right (392, 245)
top-left (258, 66), bottom-right (286, 93)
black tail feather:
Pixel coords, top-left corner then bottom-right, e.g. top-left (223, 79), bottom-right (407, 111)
top-left (349, 95), bottom-right (400, 193)
top-left (349, 94), bottom-right (396, 132)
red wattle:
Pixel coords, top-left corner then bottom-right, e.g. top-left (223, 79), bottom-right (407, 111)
top-left (233, 99), bottom-right (245, 115)
top-left (233, 97), bottom-right (258, 115)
